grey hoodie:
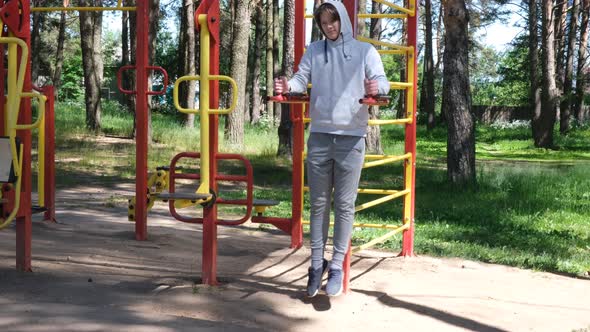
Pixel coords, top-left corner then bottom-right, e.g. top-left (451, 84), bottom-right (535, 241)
top-left (288, 0), bottom-right (390, 137)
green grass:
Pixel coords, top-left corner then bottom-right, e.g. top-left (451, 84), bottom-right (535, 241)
top-left (51, 100), bottom-right (590, 277)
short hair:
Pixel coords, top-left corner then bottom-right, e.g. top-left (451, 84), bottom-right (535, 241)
top-left (313, 2), bottom-right (340, 26)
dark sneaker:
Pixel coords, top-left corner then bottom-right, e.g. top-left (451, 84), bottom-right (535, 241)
top-left (306, 259), bottom-right (329, 297)
top-left (326, 268), bottom-right (344, 297)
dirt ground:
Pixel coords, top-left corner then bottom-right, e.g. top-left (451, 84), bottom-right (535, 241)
top-left (1, 185), bottom-right (589, 332)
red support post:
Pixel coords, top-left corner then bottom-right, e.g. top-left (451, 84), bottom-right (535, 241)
top-left (401, 4), bottom-right (418, 257)
top-left (42, 86), bottom-right (56, 222)
top-left (197, 0), bottom-right (221, 285)
top-left (341, 0), bottom-right (361, 295)
top-left (16, 2), bottom-right (33, 272)
top-left (291, 0), bottom-right (306, 250)
top-left (135, 0), bottom-right (149, 241)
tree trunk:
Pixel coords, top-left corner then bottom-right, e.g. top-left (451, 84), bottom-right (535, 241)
top-left (30, 1), bottom-right (43, 84)
top-left (435, 0), bottom-right (444, 73)
top-left (265, 0), bottom-right (274, 121)
top-left (311, 0), bottom-right (323, 42)
top-left (422, 0), bottom-right (436, 130)
top-left (52, 10), bottom-right (67, 92)
top-left (554, 0), bottom-right (568, 91)
top-left (529, 0), bottom-right (542, 141)
top-left (358, 0), bottom-right (366, 35)
top-left (79, 0), bottom-right (103, 133)
top-left (146, 0), bottom-right (160, 143)
top-left (366, 1), bottom-right (383, 154)
top-left (436, 1), bottom-right (446, 124)
top-left (273, 0), bottom-right (281, 125)
top-left (179, 0), bottom-right (196, 128)
top-left (559, 0), bottom-right (579, 134)
top-left (443, 0), bottom-right (475, 185)
top-left (250, 1), bottom-right (264, 124)
top-left (127, 0), bottom-right (138, 136)
top-left (537, 0), bottom-right (559, 148)
top-left (225, 0), bottom-right (251, 148)
top-left (277, 0), bottom-right (295, 157)
top-left (574, 0), bottom-right (590, 122)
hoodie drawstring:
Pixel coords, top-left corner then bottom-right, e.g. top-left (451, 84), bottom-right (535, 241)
top-left (324, 33), bottom-right (351, 64)
top-left (324, 39), bottom-right (328, 64)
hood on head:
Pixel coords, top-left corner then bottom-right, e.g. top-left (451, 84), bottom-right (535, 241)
top-left (317, 0), bottom-right (354, 43)
top-left (317, 0), bottom-right (354, 63)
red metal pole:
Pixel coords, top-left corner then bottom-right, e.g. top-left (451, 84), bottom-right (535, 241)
top-left (43, 86), bottom-right (56, 222)
top-left (16, 2), bottom-right (33, 271)
top-left (401, 4), bottom-right (418, 256)
top-left (342, 0), bottom-right (358, 35)
top-left (199, 0), bottom-right (221, 285)
top-left (135, 0), bottom-right (149, 241)
top-left (290, 0), bottom-right (306, 250)
top-left (341, 0), bottom-right (360, 294)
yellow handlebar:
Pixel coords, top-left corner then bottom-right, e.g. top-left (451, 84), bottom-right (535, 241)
top-left (173, 75), bottom-right (238, 115)
top-left (14, 92), bottom-right (47, 130)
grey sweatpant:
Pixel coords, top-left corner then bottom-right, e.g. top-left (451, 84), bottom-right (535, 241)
top-left (307, 132), bottom-right (365, 271)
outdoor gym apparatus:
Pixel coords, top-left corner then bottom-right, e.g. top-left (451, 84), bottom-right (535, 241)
top-left (0, 0), bottom-right (417, 295)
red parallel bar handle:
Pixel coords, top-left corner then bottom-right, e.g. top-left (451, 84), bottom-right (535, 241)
top-left (117, 65), bottom-right (169, 96)
top-left (359, 95), bottom-right (391, 106)
top-left (266, 93), bottom-right (309, 104)
top-left (266, 93), bottom-right (309, 122)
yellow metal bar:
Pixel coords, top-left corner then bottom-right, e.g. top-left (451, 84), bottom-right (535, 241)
top-left (403, 155), bottom-right (414, 228)
top-left (390, 81), bottom-right (413, 89)
top-left (373, 0), bottom-right (416, 16)
top-left (378, 50), bottom-right (409, 55)
top-left (173, 75), bottom-right (237, 114)
top-left (363, 153), bottom-right (412, 168)
top-left (358, 188), bottom-right (403, 195)
top-left (31, 6), bottom-right (136, 12)
top-left (357, 36), bottom-right (413, 52)
top-left (14, 93), bottom-right (46, 130)
top-left (358, 13), bottom-right (407, 19)
top-left (2, 36), bottom-right (28, 177)
top-left (355, 189), bottom-right (410, 212)
top-left (38, 107), bottom-right (45, 207)
top-left (302, 219), bottom-right (404, 230)
top-left (207, 75), bottom-right (238, 114)
top-left (7, 39), bottom-right (18, 174)
top-left (352, 224), bottom-right (410, 253)
top-left (405, 49), bottom-right (416, 123)
top-left (0, 144), bottom-right (23, 230)
top-left (303, 187), bottom-right (405, 195)
top-left (368, 118), bottom-right (411, 125)
top-left (197, 14), bottom-right (211, 195)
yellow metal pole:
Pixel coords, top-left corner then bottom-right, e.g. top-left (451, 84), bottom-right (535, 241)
top-left (358, 14), bottom-right (407, 19)
top-left (355, 189), bottom-right (410, 212)
top-left (351, 224), bottom-right (410, 253)
top-left (302, 220), bottom-right (406, 230)
top-left (3, 37), bottom-right (28, 176)
top-left (31, 6), bottom-right (136, 12)
top-left (197, 14), bottom-right (210, 195)
top-left (362, 153), bottom-right (412, 168)
top-left (403, 156), bottom-right (413, 227)
top-left (372, 0), bottom-right (415, 15)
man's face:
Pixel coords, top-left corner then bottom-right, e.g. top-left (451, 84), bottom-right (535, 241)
top-left (320, 11), bottom-right (341, 41)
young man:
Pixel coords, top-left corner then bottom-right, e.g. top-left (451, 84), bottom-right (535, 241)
top-left (274, 0), bottom-right (389, 297)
